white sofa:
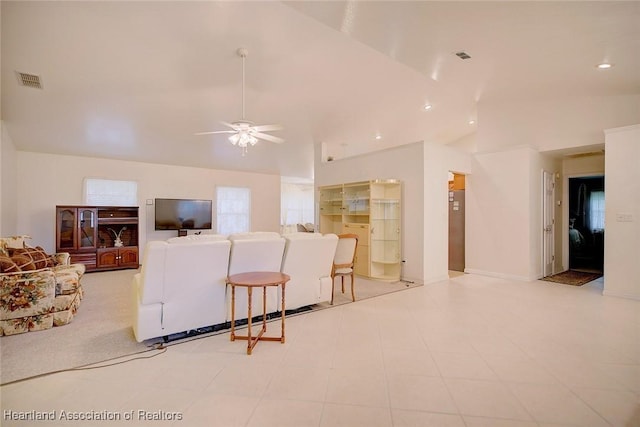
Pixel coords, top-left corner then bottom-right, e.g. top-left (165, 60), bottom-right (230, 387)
top-left (132, 232), bottom-right (338, 342)
top-left (226, 232), bottom-right (286, 322)
top-left (132, 237), bottom-right (231, 342)
top-left (280, 233), bottom-right (338, 311)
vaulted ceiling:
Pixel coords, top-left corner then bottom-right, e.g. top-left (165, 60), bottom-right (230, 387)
top-left (2, 1), bottom-right (638, 179)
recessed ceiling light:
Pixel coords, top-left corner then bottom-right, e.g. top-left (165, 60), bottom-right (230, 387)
top-left (423, 104), bottom-right (432, 111)
top-left (597, 63), bottom-right (613, 69)
top-left (375, 134), bottom-right (382, 140)
top-left (468, 120), bottom-right (476, 125)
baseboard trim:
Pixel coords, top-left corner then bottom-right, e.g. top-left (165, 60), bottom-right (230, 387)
top-left (464, 268), bottom-right (534, 282)
top-left (602, 290), bottom-right (640, 301)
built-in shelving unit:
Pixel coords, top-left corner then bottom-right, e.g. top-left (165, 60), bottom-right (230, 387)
top-left (318, 180), bottom-right (401, 280)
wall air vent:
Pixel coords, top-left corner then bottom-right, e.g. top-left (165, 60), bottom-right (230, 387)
top-left (16, 72), bottom-right (43, 89)
top-left (455, 51), bottom-right (471, 60)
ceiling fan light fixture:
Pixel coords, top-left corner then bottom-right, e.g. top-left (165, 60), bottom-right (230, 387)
top-left (196, 47), bottom-right (284, 152)
top-left (230, 48), bottom-right (282, 154)
top-left (229, 130), bottom-right (258, 156)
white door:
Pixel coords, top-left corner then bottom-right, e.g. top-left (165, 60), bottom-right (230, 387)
top-left (543, 171), bottom-right (555, 277)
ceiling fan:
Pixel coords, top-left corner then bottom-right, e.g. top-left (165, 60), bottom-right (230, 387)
top-left (195, 48), bottom-right (284, 155)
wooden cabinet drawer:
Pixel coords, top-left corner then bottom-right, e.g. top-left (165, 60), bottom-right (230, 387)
top-left (343, 223), bottom-right (370, 245)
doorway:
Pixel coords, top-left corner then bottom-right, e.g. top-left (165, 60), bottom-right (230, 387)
top-left (448, 172), bottom-right (465, 273)
top-left (568, 176), bottom-right (605, 273)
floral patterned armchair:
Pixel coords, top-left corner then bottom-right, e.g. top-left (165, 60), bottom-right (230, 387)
top-left (0, 235), bottom-right (84, 335)
top-left (0, 269), bottom-right (56, 335)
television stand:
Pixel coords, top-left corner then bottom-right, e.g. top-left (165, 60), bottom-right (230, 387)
top-left (56, 205), bottom-right (139, 271)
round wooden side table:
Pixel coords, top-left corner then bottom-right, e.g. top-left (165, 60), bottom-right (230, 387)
top-left (226, 271), bottom-right (291, 355)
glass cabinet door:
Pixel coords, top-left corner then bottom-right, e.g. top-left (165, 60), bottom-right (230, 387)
top-left (78, 208), bottom-right (97, 249)
top-left (319, 186), bottom-right (343, 215)
top-left (370, 180), bottom-right (402, 280)
top-left (343, 184), bottom-right (369, 216)
top-left (370, 200), bottom-right (401, 263)
top-left (58, 208), bottom-right (76, 250)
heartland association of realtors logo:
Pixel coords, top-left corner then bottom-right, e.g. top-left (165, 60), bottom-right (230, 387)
top-left (3, 409), bottom-right (183, 422)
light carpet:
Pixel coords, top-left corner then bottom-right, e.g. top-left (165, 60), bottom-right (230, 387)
top-left (0, 270), bottom-right (148, 385)
top-left (0, 269), bottom-right (421, 385)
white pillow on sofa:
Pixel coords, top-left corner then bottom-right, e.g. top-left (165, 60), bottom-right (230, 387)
top-left (228, 231), bottom-right (281, 241)
top-left (281, 232), bottom-right (324, 239)
top-left (167, 234), bottom-right (228, 244)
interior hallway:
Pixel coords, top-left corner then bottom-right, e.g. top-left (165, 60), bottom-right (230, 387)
top-left (1, 274), bottom-right (638, 427)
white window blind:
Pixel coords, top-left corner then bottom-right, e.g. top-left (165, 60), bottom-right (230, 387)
top-left (281, 180), bottom-right (314, 233)
top-left (84, 178), bottom-right (137, 206)
top-left (216, 186), bottom-right (250, 235)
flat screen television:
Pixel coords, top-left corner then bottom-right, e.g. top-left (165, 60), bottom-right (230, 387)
top-left (155, 198), bottom-right (213, 230)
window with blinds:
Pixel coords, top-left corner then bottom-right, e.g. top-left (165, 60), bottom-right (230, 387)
top-left (216, 186), bottom-right (251, 235)
top-left (84, 178), bottom-right (138, 206)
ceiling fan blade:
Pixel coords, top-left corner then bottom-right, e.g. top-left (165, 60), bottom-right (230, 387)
top-left (252, 124), bottom-right (283, 132)
top-left (254, 132), bottom-right (285, 144)
top-left (220, 121), bottom-right (240, 130)
top-left (194, 130), bottom-right (235, 136)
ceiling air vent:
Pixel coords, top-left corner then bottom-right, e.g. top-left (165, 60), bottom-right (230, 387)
top-left (455, 51), bottom-right (471, 60)
top-left (16, 72), bottom-right (43, 89)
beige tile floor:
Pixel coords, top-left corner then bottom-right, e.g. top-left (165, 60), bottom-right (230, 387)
top-left (1, 273), bottom-right (638, 426)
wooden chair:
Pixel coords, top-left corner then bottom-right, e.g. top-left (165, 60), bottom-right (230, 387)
top-left (331, 233), bottom-right (358, 304)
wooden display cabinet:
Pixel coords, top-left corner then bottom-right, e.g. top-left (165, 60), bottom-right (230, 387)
top-left (56, 205), bottom-right (139, 271)
top-left (318, 180), bottom-right (401, 280)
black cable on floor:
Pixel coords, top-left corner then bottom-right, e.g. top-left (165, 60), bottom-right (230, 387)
top-left (0, 345), bottom-right (167, 387)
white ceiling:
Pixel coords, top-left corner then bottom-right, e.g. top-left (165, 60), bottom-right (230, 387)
top-left (2, 1), bottom-right (638, 179)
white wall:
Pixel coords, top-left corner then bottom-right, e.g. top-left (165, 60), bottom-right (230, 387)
top-left (466, 146), bottom-right (537, 280)
top-left (15, 152), bottom-right (281, 255)
top-left (0, 122), bottom-right (18, 236)
top-left (603, 124), bottom-right (640, 300)
top-left (423, 142), bottom-right (473, 283)
top-left (315, 142), bottom-right (425, 282)
top-left (466, 146), bottom-right (561, 281)
top-left (467, 94), bottom-right (637, 286)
